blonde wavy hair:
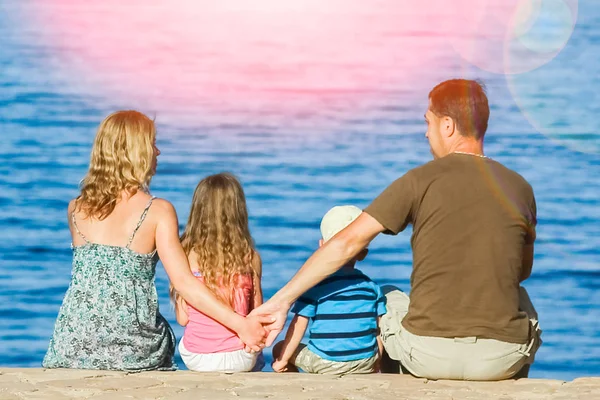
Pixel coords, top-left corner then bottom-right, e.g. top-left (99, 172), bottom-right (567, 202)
top-left (75, 110), bottom-right (156, 219)
top-left (171, 173), bottom-right (257, 307)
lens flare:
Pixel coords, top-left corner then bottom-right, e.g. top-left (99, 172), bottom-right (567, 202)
top-left (506, 0), bottom-right (599, 154)
top-left (446, 0), bottom-right (577, 75)
top-left (507, 49), bottom-right (600, 154)
top-left (513, 0), bottom-right (574, 53)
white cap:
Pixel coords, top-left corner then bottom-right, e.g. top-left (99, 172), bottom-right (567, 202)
top-left (320, 205), bottom-right (362, 242)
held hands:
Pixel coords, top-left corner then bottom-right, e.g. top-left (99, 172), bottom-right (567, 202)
top-left (247, 298), bottom-right (290, 347)
top-left (237, 314), bottom-right (273, 352)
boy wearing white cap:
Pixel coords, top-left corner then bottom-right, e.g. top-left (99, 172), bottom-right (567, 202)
top-left (271, 205), bottom-right (386, 375)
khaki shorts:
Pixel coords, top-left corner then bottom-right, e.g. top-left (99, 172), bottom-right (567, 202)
top-left (380, 286), bottom-right (542, 381)
top-left (291, 344), bottom-right (378, 375)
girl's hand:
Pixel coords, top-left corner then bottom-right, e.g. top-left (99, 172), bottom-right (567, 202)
top-left (237, 314), bottom-right (270, 352)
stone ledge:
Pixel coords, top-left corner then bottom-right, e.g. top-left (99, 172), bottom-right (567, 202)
top-left (0, 368), bottom-right (598, 400)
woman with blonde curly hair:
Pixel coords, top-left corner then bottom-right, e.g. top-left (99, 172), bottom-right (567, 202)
top-left (172, 173), bottom-right (263, 372)
top-left (42, 111), bottom-right (268, 371)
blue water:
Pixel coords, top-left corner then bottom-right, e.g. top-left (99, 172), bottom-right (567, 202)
top-left (1, 1), bottom-right (599, 380)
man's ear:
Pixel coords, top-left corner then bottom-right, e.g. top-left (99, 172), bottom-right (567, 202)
top-left (442, 116), bottom-right (456, 137)
top-left (356, 248), bottom-right (369, 261)
top-left (318, 239), bottom-right (324, 248)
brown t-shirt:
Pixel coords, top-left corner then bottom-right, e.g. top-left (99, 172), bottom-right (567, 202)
top-left (364, 153), bottom-right (536, 344)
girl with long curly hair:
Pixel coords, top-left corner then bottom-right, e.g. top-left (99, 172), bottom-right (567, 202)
top-left (43, 111), bottom-right (267, 371)
top-left (172, 173), bottom-right (263, 372)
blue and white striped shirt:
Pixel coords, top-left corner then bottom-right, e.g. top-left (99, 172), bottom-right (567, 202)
top-left (291, 268), bottom-right (387, 362)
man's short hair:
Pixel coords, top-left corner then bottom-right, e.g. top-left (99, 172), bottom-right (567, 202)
top-left (428, 79), bottom-right (490, 140)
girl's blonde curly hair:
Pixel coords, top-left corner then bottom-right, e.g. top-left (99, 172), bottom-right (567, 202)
top-left (171, 172), bottom-right (257, 307)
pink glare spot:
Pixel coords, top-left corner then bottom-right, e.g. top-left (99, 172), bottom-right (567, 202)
top-left (31, 0), bottom-right (452, 112)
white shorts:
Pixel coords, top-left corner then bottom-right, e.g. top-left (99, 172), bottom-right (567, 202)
top-left (178, 340), bottom-right (257, 373)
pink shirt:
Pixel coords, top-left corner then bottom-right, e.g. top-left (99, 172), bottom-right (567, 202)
top-left (182, 273), bottom-right (253, 354)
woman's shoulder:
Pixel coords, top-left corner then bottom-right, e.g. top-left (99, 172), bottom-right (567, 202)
top-left (68, 198), bottom-right (77, 213)
top-left (67, 198), bottom-right (80, 221)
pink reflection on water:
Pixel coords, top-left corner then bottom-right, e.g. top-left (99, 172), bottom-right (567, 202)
top-left (32, 0), bottom-right (451, 112)
top-left (30, 0), bottom-right (578, 117)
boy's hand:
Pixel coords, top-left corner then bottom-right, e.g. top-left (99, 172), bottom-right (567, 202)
top-left (272, 359), bottom-right (290, 373)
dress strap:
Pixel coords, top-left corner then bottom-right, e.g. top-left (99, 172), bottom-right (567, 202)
top-left (71, 212), bottom-right (90, 244)
top-left (126, 196), bottom-right (156, 249)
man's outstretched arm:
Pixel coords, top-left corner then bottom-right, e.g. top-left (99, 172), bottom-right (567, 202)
top-left (250, 212), bottom-right (386, 346)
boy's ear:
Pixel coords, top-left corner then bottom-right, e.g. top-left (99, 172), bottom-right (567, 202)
top-left (356, 248), bottom-right (368, 261)
top-left (318, 239), bottom-right (324, 248)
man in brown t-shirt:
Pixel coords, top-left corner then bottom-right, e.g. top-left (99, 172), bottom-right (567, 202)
top-left (251, 79), bottom-right (541, 380)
